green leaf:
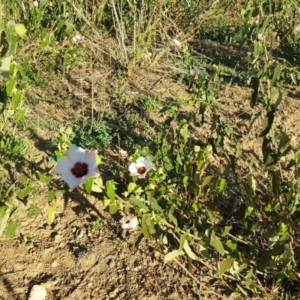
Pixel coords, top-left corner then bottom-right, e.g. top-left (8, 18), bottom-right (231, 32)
top-left (237, 284), bottom-right (249, 297)
top-left (91, 177), bottom-right (104, 193)
top-left (164, 249), bottom-right (185, 264)
top-left (84, 177), bottom-right (93, 194)
top-left (179, 234), bottom-right (187, 250)
top-left (5, 20), bottom-right (19, 55)
top-left (218, 257), bottom-right (235, 276)
top-left (271, 172), bottom-right (281, 196)
top-left (38, 172), bottom-right (52, 184)
top-left (250, 77), bottom-right (259, 108)
top-left (129, 195), bottom-right (149, 211)
top-left (91, 184), bottom-right (103, 193)
top-left (261, 15), bottom-right (271, 32)
top-left (10, 91), bottom-right (24, 109)
top-left (109, 202), bottom-right (119, 214)
top-left (183, 240), bottom-right (198, 260)
top-left (248, 174), bottom-right (257, 192)
top-left (259, 108), bottom-right (275, 137)
top-left (168, 206), bottom-right (178, 227)
top-left (221, 226), bottom-right (232, 237)
top-left (0, 205), bottom-right (10, 236)
top-left (218, 178), bottom-right (227, 192)
top-left (150, 200), bottom-right (163, 212)
top-left (278, 131), bottom-right (290, 155)
top-left (106, 180), bottom-right (116, 202)
top-left (244, 206), bottom-right (254, 219)
top-left (274, 89), bottom-right (282, 109)
top-left (47, 190), bottom-right (55, 203)
top-left (179, 122), bottom-right (188, 144)
top-left (128, 182), bottom-right (137, 193)
top-left (271, 64), bottom-right (282, 84)
top-left (6, 221), bottom-right (20, 238)
top-left (210, 230), bottom-right (224, 256)
top-left (201, 175), bottom-right (214, 187)
top-left (27, 204), bottom-right (40, 218)
top-left (163, 156), bottom-right (174, 171)
top-left (290, 73), bottom-right (297, 85)
top-left (6, 76), bottom-right (16, 95)
top-left (14, 24), bottom-right (26, 38)
top-left (0, 56), bottom-right (12, 78)
top-left (141, 222), bottom-right (151, 240)
top-left (225, 240), bottom-right (237, 250)
top-left (17, 186), bottom-right (32, 199)
top-left (194, 172), bottom-right (201, 185)
top-left (143, 216), bottom-right (156, 235)
top-left (48, 204), bottom-right (57, 225)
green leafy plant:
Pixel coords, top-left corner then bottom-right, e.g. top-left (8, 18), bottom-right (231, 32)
top-left (70, 120), bottom-right (115, 148)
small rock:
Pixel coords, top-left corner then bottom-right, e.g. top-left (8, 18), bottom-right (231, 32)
top-left (44, 247), bottom-right (54, 253)
top-left (59, 242), bottom-right (66, 248)
top-left (108, 259), bottom-right (115, 268)
top-left (28, 285), bottom-right (47, 300)
top-left (51, 260), bottom-right (58, 268)
top-left (76, 229), bottom-right (85, 239)
top-left (54, 234), bottom-right (62, 243)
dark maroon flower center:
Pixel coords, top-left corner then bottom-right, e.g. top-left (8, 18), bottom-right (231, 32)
top-left (137, 166), bottom-right (146, 175)
top-left (71, 162), bottom-right (88, 178)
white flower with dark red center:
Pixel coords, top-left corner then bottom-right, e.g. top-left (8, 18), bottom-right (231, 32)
top-left (190, 66), bottom-right (200, 76)
top-left (128, 157), bottom-right (154, 179)
top-left (119, 215), bottom-right (138, 231)
top-left (257, 33), bottom-right (265, 42)
top-left (173, 38), bottom-right (181, 46)
top-left (54, 145), bottom-right (100, 189)
top-left (119, 149), bottom-right (128, 159)
top-left (72, 34), bottom-right (84, 44)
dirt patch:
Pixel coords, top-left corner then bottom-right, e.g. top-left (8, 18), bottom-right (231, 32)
top-left (0, 190), bottom-right (218, 300)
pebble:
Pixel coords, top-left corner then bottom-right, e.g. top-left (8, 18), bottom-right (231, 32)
top-left (51, 260), bottom-right (58, 268)
top-left (108, 259), bottom-right (115, 268)
top-left (109, 288), bottom-right (119, 298)
top-left (76, 229), bottom-right (85, 239)
top-left (28, 285), bottom-right (47, 300)
top-left (59, 242), bottom-right (66, 248)
top-left (54, 234), bottom-right (62, 243)
top-left (44, 247), bottom-right (54, 253)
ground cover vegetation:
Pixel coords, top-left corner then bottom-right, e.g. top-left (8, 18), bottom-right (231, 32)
top-left (1, 0), bottom-right (300, 299)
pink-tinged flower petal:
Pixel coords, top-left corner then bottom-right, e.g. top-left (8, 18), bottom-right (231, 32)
top-left (119, 149), bottom-right (128, 159)
top-left (85, 150), bottom-right (98, 168)
top-left (67, 145), bottom-right (86, 165)
top-left (61, 173), bottom-right (83, 189)
top-left (173, 38), bottom-right (181, 46)
top-left (54, 157), bottom-right (73, 175)
top-left (257, 33), bottom-right (265, 42)
top-left (120, 215), bottom-right (138, 231)
top-left (138, 172), bottom-right (147, 179)
top-left (86, 167), bottom-right (100, 178)
top-left (144, 159), bottom-right (154, 170)
top-left (136, 157), bottom-right (146, 165)
top-left (129, 163), bottom-right (139, 175)
top-left (190, 67), bottom-right (200, 76)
